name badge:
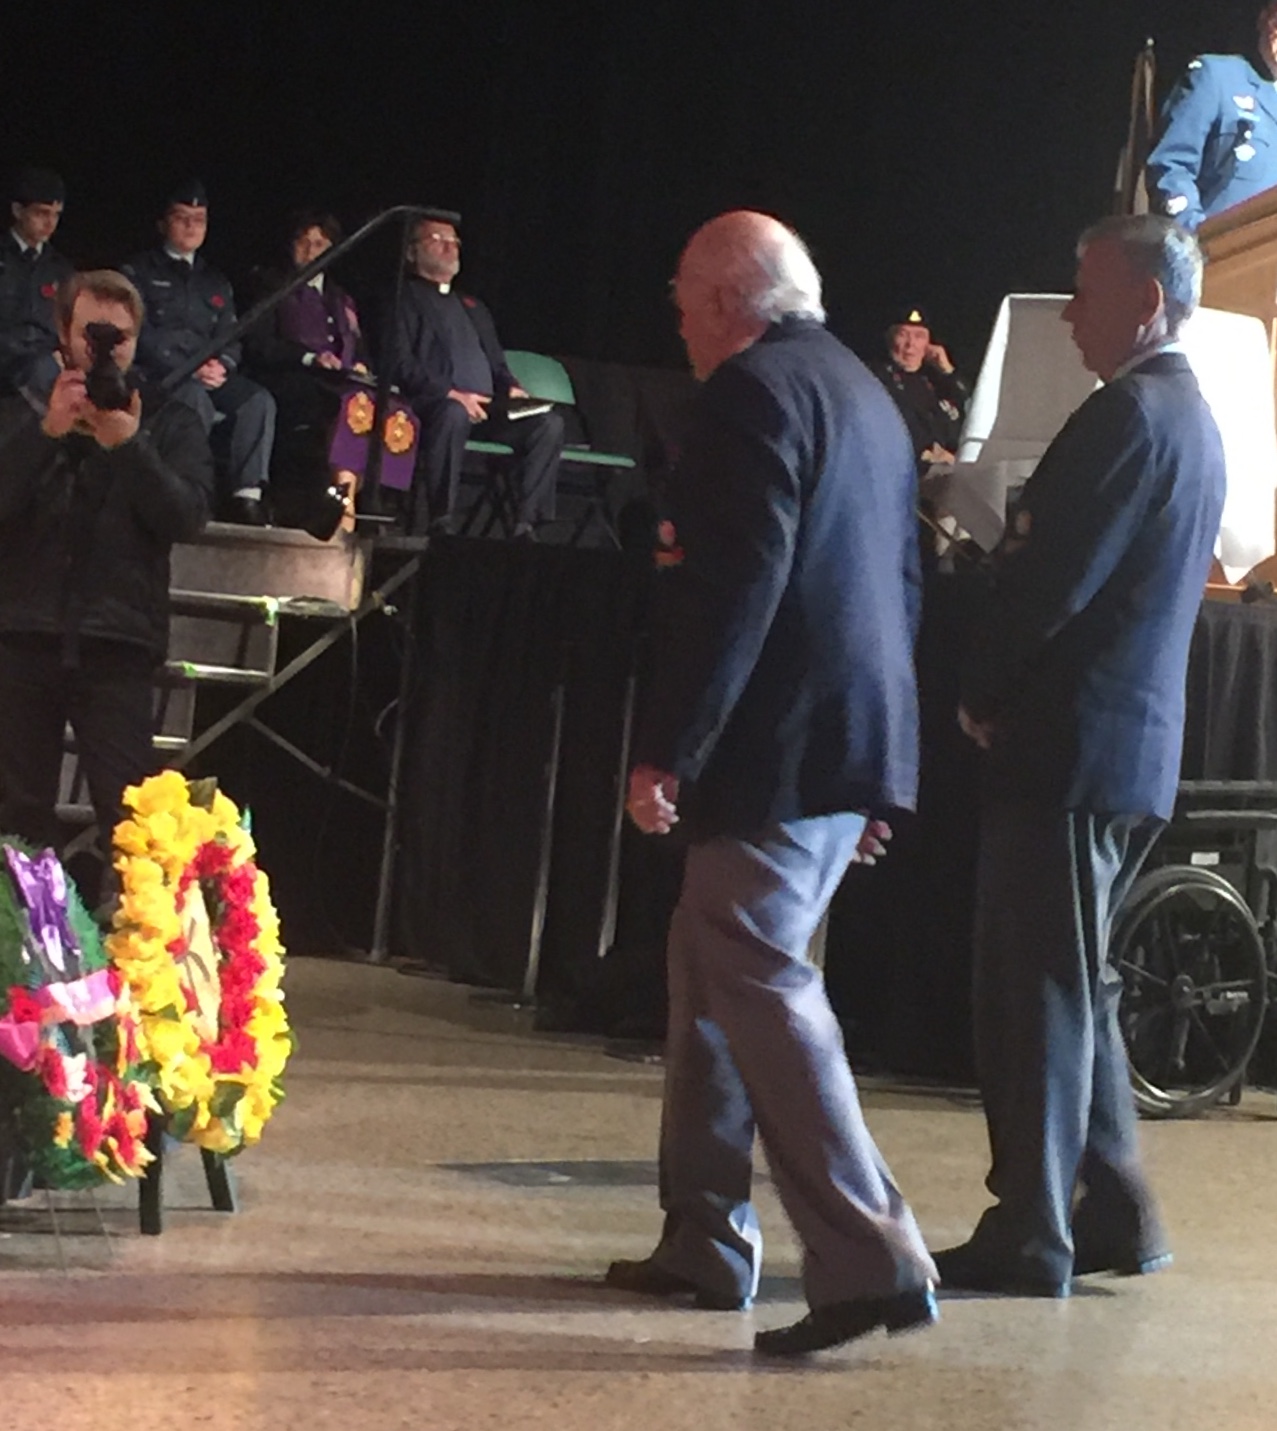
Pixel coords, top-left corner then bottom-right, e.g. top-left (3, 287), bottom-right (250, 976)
top-left (1235, 95), bottom-right (1256, 111)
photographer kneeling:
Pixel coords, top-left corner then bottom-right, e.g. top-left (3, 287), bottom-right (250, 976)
top-left (0, 270), bottom-right (213, 878)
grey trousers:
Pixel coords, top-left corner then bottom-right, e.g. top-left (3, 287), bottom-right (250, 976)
top-left (968, 799), bottom-right (1166, 1281)
top-left (171, 373), bottom-right (277, 499)
top-left (651, 814), bottom-right (937, 1309)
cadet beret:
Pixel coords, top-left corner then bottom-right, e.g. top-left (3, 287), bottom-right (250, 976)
top-left (11, 167), bottom-right (66, 206)
top-left (165, 178), bottom-right (209, 210)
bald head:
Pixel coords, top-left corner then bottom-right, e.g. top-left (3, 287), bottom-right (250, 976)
top-left (672, 210), bottom-right (824, 379)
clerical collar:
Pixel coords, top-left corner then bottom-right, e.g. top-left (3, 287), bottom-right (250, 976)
top-left (307, 273), bottom-right (325, 293)
top-left (164, 246), bottom-right (196, 265)
top-left (1111, 340), bottom-right (1184, 382)
top-left (437, 281), bottom-right (451, 294)
top-left (11, 230), bottom-right (43, 256)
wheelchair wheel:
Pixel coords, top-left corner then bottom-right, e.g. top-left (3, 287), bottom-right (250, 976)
top-left (1110, 864), bottom-right (1269, 1118)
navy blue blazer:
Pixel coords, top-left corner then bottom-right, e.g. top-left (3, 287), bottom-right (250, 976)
top-left (634, 316), bottom-right (922, 839)
top-left (1146, 53), bottom-right (1277, 230)
top-left (962, 352), bottom-right (1226, 821)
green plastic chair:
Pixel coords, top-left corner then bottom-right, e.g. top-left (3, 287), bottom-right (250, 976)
top-left (505, 350), bottom-right (636, 546)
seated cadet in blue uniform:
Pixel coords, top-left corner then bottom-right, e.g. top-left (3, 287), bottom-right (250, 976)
top-left (389, 213), bottom-right (563, 539)
top-left (0, 168), bottom-right (74, 401)
top-left (1146, 2), bottom-right (1277, 230)
top-left (122, 181), bottom-right (276, 526)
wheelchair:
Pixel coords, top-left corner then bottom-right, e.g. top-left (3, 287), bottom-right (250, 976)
top-left (1111, 781), bottom-right (1277, 1117)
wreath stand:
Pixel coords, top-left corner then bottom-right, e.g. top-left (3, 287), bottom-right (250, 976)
top-left (138, 1117), bottom-right (238, 1235)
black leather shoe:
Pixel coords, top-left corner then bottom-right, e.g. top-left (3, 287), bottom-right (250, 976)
top-left (1071, 1194), bottom-right (1171, 1278)
top-left (1072, 1244), bottom-right (1173, 1277)
top-left (603, 1256), bottom-right (750, 1311)
top-left (933, 1243), bottom-right (1071, 1298)
top-left (226, 495), bottom-right (267, 526)
top-left (754, 1283), bottom-right (938, 1357)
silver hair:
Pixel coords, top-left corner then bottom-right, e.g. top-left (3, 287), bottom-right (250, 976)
top-left (720, 226), bottom-right (826, 324)
top-left (1077, 214), bottom-right (1203, 336)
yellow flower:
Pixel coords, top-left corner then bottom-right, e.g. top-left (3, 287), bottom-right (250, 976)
top-left (123, 769), bottom-right (191, 819)
top-left (52, 1112), bottom-right (74, 1148)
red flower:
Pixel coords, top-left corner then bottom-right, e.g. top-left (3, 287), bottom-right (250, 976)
top-left (210, 293), bottom-right (226, 309)
top-left (5, 986), bottom-right (43, 1024)
top-left (40, 282), bottom-right (57, 299)
top-left (37, 1046), bottom-right (68, 1098)
top-left (77, 1099), bottom-right (103, 1158)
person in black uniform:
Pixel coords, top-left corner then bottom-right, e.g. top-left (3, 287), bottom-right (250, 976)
top-left (0, 269), bottom-right (212, 863)
top-left (390, 213), bottom-right (563, 537)
top-left (0, 168), bottom-right (74, 401)
top-left (122, 181), bottom-right (275, 525)
top-left (871, 306), bottom-right (969, 469)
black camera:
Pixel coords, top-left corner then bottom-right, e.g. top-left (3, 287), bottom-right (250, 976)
top-left (83, 322), bottom-right (137, 411)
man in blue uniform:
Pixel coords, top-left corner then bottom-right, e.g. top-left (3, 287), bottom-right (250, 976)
top-left (934, 215), bottom-right (1226, 1297)
top-left (0, 168), bottom-right (74, 401)
top-left (390, 214), bottom-right (562, 537)
top-left (123, 182), bottom-right (275, 525)
top-left (1146, 3), bottom-right (1277, 229)
top-left (606, 210), bottom-right (937, 1357)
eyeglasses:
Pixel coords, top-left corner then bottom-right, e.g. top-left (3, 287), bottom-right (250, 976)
top-left (423, 233), bottom-right (461, 247)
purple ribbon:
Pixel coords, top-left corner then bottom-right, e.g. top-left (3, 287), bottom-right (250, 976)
top-left (4, 845), bottom-right (83, 979)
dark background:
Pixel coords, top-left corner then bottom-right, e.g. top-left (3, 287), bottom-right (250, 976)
top-left (0, 2), bottom-right (1266, 377)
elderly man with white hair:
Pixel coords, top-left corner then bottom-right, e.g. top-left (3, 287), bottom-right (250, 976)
top-left (604, 210), bottom-right (938, 1356)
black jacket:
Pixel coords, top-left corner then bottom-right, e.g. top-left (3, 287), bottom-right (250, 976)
top-left (121, 247), bottom-right (242, 382)
top-left (634, 317), bottom-right (922, 837)
top-left (0, 388), bottom-right (213, 658)
top-left (390, 275), bottom-right (515, 404)
top-left (0, 232), bottom-right (74, 395)
top-left (870, 358), bottom-right (968, 463)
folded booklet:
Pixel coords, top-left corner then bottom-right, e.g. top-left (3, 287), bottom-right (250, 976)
top-left (504, 397), bottom-right (554, 420)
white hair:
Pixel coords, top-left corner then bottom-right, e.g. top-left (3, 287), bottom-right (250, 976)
top-left (718, 225), bottom-right (826, 323)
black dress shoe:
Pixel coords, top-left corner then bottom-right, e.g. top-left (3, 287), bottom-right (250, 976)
top-left (1071, 1244), bottom-right (1173, 1277)
top-left (754, 1283), bottom-right (937, 1357)
top-left (603, 1256), bottom-right (750, 1311)
top-left (1071, 1194), bottom-right (1171, 1277)
top-left (226, 495), bottom-right (267, 526)
top-left (933, 1243), bottom-right (1071, 1298)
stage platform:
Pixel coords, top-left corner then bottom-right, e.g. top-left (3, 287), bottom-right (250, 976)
top-left (0, 955), bottom-right (1273, 1431)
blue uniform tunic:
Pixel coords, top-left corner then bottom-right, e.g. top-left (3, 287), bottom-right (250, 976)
top-left (1146, 53), bottom-right (1277, 230)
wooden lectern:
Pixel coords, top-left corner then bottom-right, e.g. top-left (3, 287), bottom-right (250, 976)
top-left (1198, 191), bottom-right (1277, 595)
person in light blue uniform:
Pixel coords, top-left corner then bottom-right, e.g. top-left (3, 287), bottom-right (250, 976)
top-left (1146, 4), bottom-right (1277, 230)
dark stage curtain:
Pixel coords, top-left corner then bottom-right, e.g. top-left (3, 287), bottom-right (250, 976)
top-left (824, 583), bottom-right (1277, 1080)
top-left (392, 541), bottom-right (647, 1003)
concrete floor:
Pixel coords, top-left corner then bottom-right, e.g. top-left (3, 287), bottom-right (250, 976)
top-left (2, 956), bottom-right (1275, 1431)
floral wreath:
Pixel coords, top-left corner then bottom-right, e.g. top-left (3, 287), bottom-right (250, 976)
top-left (107, 772), bottom-right (292, 1155)
top-left (0, 840), bottom-right (156, 1188)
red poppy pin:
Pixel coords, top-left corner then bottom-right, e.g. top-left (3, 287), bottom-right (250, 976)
top-left (462, 295), bottom-right (477, 309)
top-left (654, 519), bottom-right (685, 568)
top-left (40, 283), bottom-right (57, 299)
top-left (210, 293), bottom-right (225, 309)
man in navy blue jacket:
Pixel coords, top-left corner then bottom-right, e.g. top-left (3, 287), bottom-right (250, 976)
top-left (1146, 4), bottom-right (1277, 230)
top-left (935, 215), bottom-right (1226, 1298)
top-left (605, 210), bottom-right (937, 1357)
